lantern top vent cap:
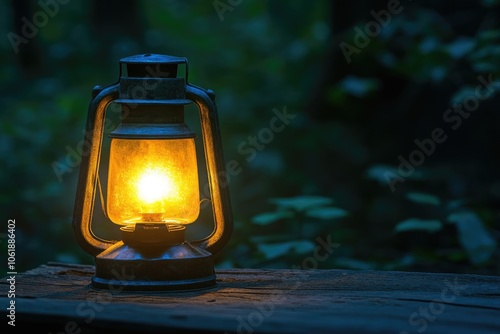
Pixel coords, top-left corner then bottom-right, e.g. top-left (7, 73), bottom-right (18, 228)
top-left (115, 53), bottom-right (191, 104)
top-left (119, 54), bottom-right (188, 79)
top-left (120, 53), bottom-right (187, 65)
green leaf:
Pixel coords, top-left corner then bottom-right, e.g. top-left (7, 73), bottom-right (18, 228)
top-left (445, 199), bottom-right (465, 212)
top-left (257, 240), bottom-right (315, 260)
top-left (406, 192), bottom-right (441, 206)
top-left (430, 66), bottom-right (447, 82)
top-left (445, 37), bottom-right (475, 59)
top-left (477, 29), bottom-right (500, 41)
top-left (448, 210), bottom-right (497, 265)
top-left (251, 211), bottom-right (294, 225)
top-left (365, 164), bottom-right (399, 185)
top-left (365, 164), bottom-right (427, 186)
top-left (340, 75), bottom-right (380, 98)
top-left (472, 62), bottom-right (498, 73)
top-left (419, 37), bottom-right (439, 54)
top-left (269, 196), bottom-right (334, 212)
top-left (305, 207), bottom-right (348, 220)
top-left (395, 218), bottom-right (443, 233)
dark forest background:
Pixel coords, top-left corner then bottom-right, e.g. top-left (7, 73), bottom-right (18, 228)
top-left (1, 0), bottom-right (500, 276)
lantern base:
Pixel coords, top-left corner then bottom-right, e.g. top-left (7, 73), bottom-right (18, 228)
top-left (91, 275), bottom-right (216, 292)
top-left (91, 240), bottom-right (217, 291)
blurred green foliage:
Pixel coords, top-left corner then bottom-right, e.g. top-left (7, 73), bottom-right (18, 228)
top-left (1, 0), bottom-right (499, 276)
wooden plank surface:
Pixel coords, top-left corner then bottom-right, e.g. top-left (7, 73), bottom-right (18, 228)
top-left (1, 262), bottom-right (500, 333)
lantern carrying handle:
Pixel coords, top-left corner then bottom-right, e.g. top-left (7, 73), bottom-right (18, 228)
top-left (72, 83), bottom-right (120, 256)
top-left (186, 84), bottom-right (234, 256)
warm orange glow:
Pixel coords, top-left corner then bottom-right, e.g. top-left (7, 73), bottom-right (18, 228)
top-left (137, 167), bottom-right (175, 204)
top-left (106, 138), bottom-right (200, 225)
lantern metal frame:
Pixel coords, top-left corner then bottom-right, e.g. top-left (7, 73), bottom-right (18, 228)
top-left (72, 54), bottom-right (233, 291)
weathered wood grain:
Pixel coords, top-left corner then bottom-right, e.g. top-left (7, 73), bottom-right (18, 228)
top-left (1, 262), bottom-right (499, 333)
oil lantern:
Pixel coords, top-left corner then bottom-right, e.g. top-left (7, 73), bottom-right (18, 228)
top-left (72, 54), bottom-right (233, 291)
